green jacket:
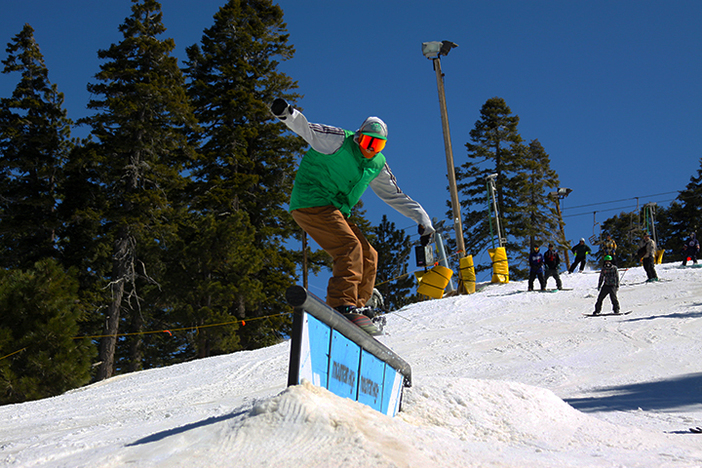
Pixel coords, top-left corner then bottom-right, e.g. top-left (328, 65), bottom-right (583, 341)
top-left (289, 130), bottom-right (386, 217)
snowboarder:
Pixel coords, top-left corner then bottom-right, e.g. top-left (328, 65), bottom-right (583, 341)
top-left (602, 233), bottom-right (617, 266)
top-left (568, 238), bottom-right (591, 273)
top-left (638, 233), bottom-right (659, 282)
top-left (528, 245), bottom-right (546, 291)
top-left (682, 232), bottom-right (700, 266)
top-left (269, 98), bottom-right (434, 332)
top-left (543, 243), bottom-right (563, 290)
top-left (593, 255), bottom-right (620, 315)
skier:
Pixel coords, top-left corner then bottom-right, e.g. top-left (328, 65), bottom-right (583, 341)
top-left (528, 245), bottom-right (546, 291)
top-left (638, 233), bottom-right (659, 282)
top-left (568, 238), bottom-right (591, 273)
top-left (269, 98), bottom-right (434, 333)
top-left (602, 233), bottom-right (618, 266)
top-left (682, 232), bottom-right (700, 266)
top-left (543, 243), bottom-right (563, 290)
top-left (593, 255), bottom-right (620, 315)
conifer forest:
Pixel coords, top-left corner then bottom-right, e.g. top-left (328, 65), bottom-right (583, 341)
top-left (1, 0), bottom-right (700, 404)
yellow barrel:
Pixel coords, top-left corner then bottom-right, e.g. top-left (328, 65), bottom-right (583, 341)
top-left (459, 255), bottom-right (476, 294)
top-left (416, 265), bottom-right (454, 299)
top-left (488, 247), bottom-right (509, 283)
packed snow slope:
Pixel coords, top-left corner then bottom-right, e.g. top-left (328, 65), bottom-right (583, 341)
top-left (2, 262), bottom-right (702, 467)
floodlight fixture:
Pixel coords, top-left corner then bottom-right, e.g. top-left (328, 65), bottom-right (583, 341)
top-left (421, 41), bottom-right (442, 59)
top-left (421, 40), bottom-right (458, 59)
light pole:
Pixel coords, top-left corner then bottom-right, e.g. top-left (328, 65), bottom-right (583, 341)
top-left (549, 187), bottom-right (572, 269)
top-left (421, 40), bottom-right (465, 258)
top-left (486, 173), bottom-right (504, 248)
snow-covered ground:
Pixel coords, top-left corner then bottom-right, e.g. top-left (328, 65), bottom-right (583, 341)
top-left (2, 261), bottom-right (702, 467)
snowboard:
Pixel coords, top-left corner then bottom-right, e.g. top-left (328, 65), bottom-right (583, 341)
top-left (690, 427), bottom-right (702, 434)
top-left (341, 312), bottom-right (383, 336)
top-left (583, 311), bottom-right (632, 317)
top-left (524, 288), bottom-right (572, 293)
top-left (623, 278), bottom-right (671, 286)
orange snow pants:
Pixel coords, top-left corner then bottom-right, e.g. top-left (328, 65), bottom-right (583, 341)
top-left (292, 206), bottom-right (377, 309)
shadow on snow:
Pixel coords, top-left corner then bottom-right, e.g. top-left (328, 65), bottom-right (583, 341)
top-left (565, 372), bottom-right (702, 413)
top-left (126, 409), bottom-right (248, 447)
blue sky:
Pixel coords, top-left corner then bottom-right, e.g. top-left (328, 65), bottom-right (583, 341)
top-left (2, 1), bottom-right (701, 288)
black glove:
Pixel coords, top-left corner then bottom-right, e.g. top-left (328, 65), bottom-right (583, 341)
top-left (418, 225), bottom-right (432, 246)
top-left (270, 98), bottom-right (291, 118)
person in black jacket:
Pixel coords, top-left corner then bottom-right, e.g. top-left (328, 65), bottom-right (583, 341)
top-left (593, 255), bottom-right (620, 315)
top-left (682, 232), bottom-right (700, 266)
top-left (543, 244), bottom-right (563, 290)
top-left (568, 238), bottom-right (591, 273)
top-left (528, 245), bottom-right (546, 291)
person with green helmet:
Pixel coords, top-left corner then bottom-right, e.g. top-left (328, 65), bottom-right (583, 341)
top-left (593, 255), bottom-right (620, 315)
top-left (270, 98), bottom-right (434, 333)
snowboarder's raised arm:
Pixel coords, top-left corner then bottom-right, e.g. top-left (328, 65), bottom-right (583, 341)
top-left (270, 98), bottom-right (345, 155)
top-left (369, 163), bottom-right (434, 237)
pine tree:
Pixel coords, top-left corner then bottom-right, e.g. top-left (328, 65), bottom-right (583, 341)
top-left (160, 210), bottom-right (260, 359)
top-left (58, 143), bottom-right (112, 344)
top-left (182, 0), bottom-right (303, 350)
top-left (372, 215), bottom-right (416, 311)
top-left (601, 203), bottom-right (677, 268)
top-left (455, 97), bottom-right (523, 275)
top-left (0, 24), bottom-right (73, 269)
top-left (456, 99), bottom-right (561, 280)
top-left (664, 160), bottom-right (702, 256)
top-left (656, 201), bottom-right (684, 261)
top-left (652, 204), bottom-right (675, 259)
top-left (82, 0), bottom-right (199, 379)
top-left (600, 212), bottom-right (648, 268)
top-left (0, 259), bottom-right (95, 404)
top-left (509, 139), bottom-right (560, 278)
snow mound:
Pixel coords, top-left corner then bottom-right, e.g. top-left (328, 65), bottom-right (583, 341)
top-left (117, 376), bottom-right (700, 468)
top-left (119, 380), bottom-right (438, 468)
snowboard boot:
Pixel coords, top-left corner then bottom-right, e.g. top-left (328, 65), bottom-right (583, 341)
top-left (334, 305), bottom-right (382, 336)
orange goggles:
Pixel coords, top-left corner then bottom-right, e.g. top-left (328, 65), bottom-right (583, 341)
top-left (358, 134), bottom-right (386, 153)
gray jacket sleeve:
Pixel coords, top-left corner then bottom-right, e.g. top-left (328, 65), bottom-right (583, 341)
top-left (369, 164), bottom-right (434, 235)
top-left (273, 106), bottom-right (345, 155)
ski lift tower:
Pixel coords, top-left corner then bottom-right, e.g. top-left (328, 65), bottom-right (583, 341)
top-left (643, 202), bottom-right (658, 244)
